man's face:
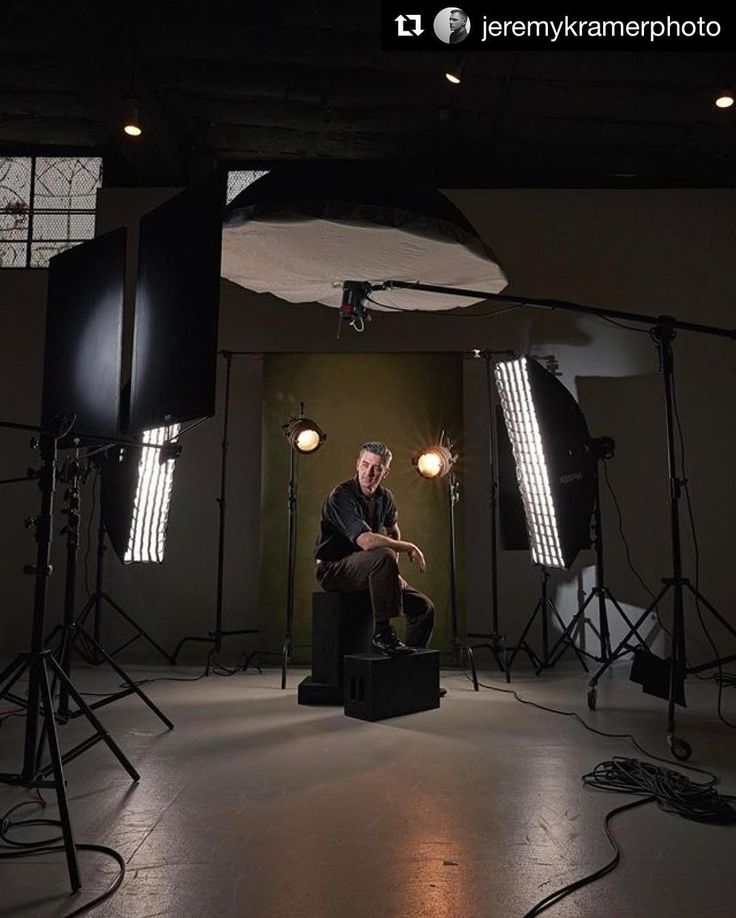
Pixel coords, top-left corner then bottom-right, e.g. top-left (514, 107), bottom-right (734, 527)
top-left (449, 11), bottom-right (466, 32)
top-left (356, 450), bottom-right (390, 496)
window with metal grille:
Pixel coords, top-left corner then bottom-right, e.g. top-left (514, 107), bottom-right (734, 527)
top-left (0, 156), bottom-right (102, 268)
top-left (226, 169), bottom-right (267, 205)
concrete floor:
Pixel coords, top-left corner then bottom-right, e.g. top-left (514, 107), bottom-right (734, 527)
top-left (0, 661), bottom-right (734, 918)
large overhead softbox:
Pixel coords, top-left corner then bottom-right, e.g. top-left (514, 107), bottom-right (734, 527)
top-left (221, 165), bottom-right (507, 311)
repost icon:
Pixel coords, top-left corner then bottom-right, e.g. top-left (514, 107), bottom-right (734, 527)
top-left (395, 13), bottom-right (424, 37)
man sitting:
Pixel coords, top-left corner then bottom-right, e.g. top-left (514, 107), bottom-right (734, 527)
top-left (314, 441), bottom-right (434, 656)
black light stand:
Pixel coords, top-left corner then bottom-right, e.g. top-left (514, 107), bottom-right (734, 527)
top-left (447, 458), bottom-right (461, 655)
top-left (44, 450), bottom-right (173, 729)
top-left (361, 281), bottom-right (735, 757)
top-left (504, 565), bottom-right (589, 675)
top-left (544, 438), bottom-right (649, 669)
top-left (415, 435), bottom-right (472, 669)
top-left (172, 351), bottom-right (260, 669)
top-left (282, 430), bottom-right (299, 689)
top-left (277, 404), bottom-right (326, 689)
top-left (274, 402), bottom-right (327, 689)
top-left (464, 351), bottom-right (511, 688)
top-left (584, 318), bottom-right (736, 758)
top-left (74, 512), bottom-right (176, 665)
top-left (0, 422), bottom-right (140, 895)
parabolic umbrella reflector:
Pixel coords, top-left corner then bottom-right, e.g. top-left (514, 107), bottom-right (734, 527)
top-left (221, 165), bottom-right (507, 311)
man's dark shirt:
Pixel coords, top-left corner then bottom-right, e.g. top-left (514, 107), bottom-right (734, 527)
top-left (314, 477), bottom-right (398, 562)
top-left (449, 27), bottom-right (467, 43)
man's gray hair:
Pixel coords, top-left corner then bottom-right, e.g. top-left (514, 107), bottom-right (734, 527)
top-left (359, 441), bottom-right (393, 467)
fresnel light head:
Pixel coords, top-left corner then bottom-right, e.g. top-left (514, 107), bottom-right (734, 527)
top-left (413, 441), bottom-right (457, 479)
top-left (282, 416), bottom-right (326, 454)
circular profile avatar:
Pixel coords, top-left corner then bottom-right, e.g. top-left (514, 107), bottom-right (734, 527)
top-left (433, 8), bottom-right (470, 44)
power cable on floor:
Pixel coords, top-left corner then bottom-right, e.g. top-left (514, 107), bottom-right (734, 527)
top-left (0, 793), bottom-right (126, 917)
top-left (522, 757), bottom-right (736, 916)
top-left (462, 669), bottom-right (718, 784)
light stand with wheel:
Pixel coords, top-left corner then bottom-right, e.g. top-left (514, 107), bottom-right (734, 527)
top-left (584, 319), bottom-right (736, 758)
top-left (355, 281), bottom-right (735, 758)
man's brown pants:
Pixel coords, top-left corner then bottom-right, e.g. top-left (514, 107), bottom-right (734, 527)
top-left (315, 547), bottom-right (434, 647)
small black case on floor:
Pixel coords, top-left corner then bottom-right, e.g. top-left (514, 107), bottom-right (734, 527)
top-left (343, 649), bottom-right (440, 721)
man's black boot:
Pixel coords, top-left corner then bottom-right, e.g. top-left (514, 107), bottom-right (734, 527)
top-left (371, 624), bottom-right (413, 656)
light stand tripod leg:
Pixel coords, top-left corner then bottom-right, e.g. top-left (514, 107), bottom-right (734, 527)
top-left (35, 653), bottom-right (81, 892)
top-left (683, 581), bottom-right (736, 672)
top-left (586, 579), bottom-right (670, 711)
top-left (540, 596), bottom-right (589, 672)
top-left (604, 590), bottom-right (651, 649)
top-left (464, 646), bottom-right (480, 691)
top-left (101, 593), bottom-right (175, 664)
top-left (68, 627), bottom-right (174, 730)
top-left (39, 655), bottom-right (140, 783)
top-left (281, 636), bottom-right (290, 691)
top-left (505, 599), bottom-right (544, 673)
top-left (545, 591), bottom-right (598, 668)
top-left (77, 514), bottom-right (175, 666)
top-left (0, 655), bottom-right (31, 708)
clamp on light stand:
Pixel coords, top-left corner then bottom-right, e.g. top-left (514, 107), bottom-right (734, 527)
top-left (159, 438), bottom-right (183, 463)
top-left (337, 281), bottom-right (381, 338)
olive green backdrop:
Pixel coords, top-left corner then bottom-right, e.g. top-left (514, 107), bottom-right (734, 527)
top-left (259, 353), bottom-right (464, 662)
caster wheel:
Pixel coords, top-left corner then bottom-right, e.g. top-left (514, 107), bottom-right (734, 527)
top-left (587, 687), bottom-right (597, 711)
top-left (668, 735), bottom-right (692, 761)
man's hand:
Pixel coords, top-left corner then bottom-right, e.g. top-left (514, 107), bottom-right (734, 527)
top-left (399, 574), bottom-right (409, 589)
top-left (406, 544), bottom-right (427, 573)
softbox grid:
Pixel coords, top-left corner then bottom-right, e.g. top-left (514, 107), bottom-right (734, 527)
top-left (125, 424), bottom-right (180, 564)
top-left (495, 358), bottom-right (565, 569)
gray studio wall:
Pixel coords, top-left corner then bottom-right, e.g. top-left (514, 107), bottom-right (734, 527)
top-left (0, 188), bottom-right (734, 668)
